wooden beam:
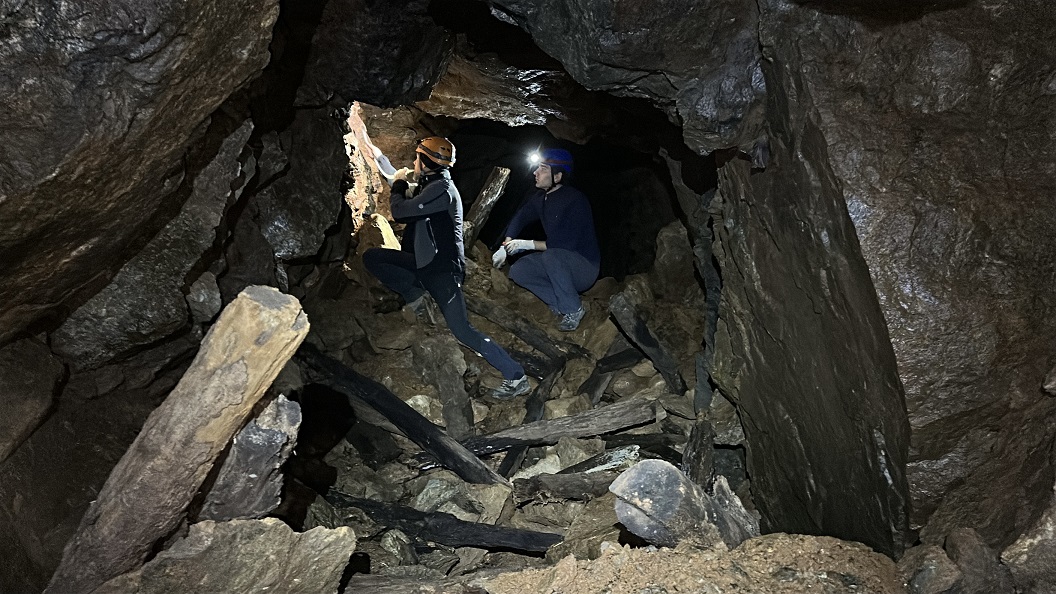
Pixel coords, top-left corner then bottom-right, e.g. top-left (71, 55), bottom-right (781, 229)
top-left (497, 365), bottom-right (564, 477)
top-left (465, 295), bottom-right (589, 361)
top-left (46, 286), bottom-right (309, 594)
top-left (513, 471), bottom-right (618, 502)
top-left (325, 491), bottom-right (561, 552)
top-left (296, 343), bottom-right (507, 486)
top-left (463, 166), bottom-right (510, 249)
top-left (462, 397), bottom-right (663, 455)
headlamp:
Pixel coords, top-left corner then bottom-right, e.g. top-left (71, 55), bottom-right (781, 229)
top-left (528, 152), bottom-right (541, 165)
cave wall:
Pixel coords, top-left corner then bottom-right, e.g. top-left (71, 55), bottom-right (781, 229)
top-left (0, 0), bottom-right (280, 344)
top-left (757, 0), bottom-right (1056, 548)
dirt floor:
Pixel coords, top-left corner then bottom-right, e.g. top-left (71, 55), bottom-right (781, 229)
top-left (483, 533), bottom-right (906, 594)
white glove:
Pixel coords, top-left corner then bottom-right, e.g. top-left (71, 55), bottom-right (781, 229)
top-left (491, 247), bottom-right (508, 268)
top-left (504, 239), bottom-right (536, 256)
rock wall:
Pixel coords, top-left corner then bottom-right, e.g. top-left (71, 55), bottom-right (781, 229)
top-left (758, 0), bottom-right (1056, 547)
top-left (0, 0), bottom-right (279, 344)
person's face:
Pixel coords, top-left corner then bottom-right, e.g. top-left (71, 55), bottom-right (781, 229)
top-left (414, 153), bottom-right (423, 175)
top-left (534, 164), bottom-right (561, 189)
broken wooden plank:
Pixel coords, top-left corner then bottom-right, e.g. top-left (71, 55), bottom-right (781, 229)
top-left (296, 343), bottom-right (507, 486)
top-left (462, 397), bottom-right (663, 455)
top-left (325, 491), bottom-right (561, 552)
top-left (609, 459), bottom-right (758, 549)
top-left (465, 295), bottom-right (589, 361)
top-left (463, 166), bottom-right (510, 248)
top-left (513, 471), bottom-right (618, 503)
top-left (608, 292), bottom-right (687, 395)
top-left (498, 365), bottom-right (564, 477)
top-left (46, 286), bottom-right (310, 594)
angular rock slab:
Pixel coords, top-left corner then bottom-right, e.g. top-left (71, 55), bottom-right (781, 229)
top-left (0, 0), bottom-right (278, 344)
top-left (609, 459), bottom-right (758, 549)
top-left (1001, 486), bottom-right (1056, 594)
top-left (0, 337), bottom-right (64, 463)
top-left (46, 286), bottom-right (309, 594)
top-left (51, 120), bottom-right (254, 370)
top-left (198, 395), bottom-right (302, 521)
top-left (92, 519), bottom-right (355, 594)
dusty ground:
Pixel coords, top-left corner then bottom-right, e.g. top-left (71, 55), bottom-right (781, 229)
top-left (483, 533), bottom-right (906, 594)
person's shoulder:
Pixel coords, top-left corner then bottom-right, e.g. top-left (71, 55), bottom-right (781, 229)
top-left (558, 185), bottom-right (589, 202)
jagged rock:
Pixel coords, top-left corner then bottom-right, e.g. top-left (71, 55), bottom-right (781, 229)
top-left (295, 0), bottom-right (452, 107)
top-left (711, 145), bottom-right (909, 555)
top-left (46, 287), bottom-right (309, 594)
top-left (198, 395), bottom-right (302, 521)
top-left (0, 338), bottom-right (197, 594)
top-left (1001, 485), bottom-right (1056, 594)
top-left (381, 529), bottom-right (418, 566)
top-left (413, 335), bottom-right (472, 440)
top-left (757, 0), bottom-right (1056, 548)
top-left (709, 390), bottom-right (745, 446)
top-left (0, 337), bottom-right (64, 463)
top-left (488, 0), bottom-right (765, 154)
top-left (92, 519), bottom-right (355, 594)
top-left (0, 0), bottom-right (278, 345)
top-left (51, 121), bottom-right (254, 370)
top-left (301, 282), bottom-right (369, 353)
top-left (610, 460), bottom-right (758, 549)
top-left (545, 492), bottom-right (621, 562)
top-left (1044, 365), bottom-right (1056, 396)
top-left (250, 108), bottom-right (346, 261)
top-left (543, 394), bottom-right (591, 420)
top-left (944, 527), bottom-right (1014, 594)
top-left (187, 271), bottom-right (223, 325)
top-left (897, 544), bottom-right (962, 594)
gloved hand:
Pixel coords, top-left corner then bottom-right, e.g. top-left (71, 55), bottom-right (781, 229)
top-left (504, 239), bottom-right (535, 256)
top-left (491, 247), bottom-right (508, 268)
top-left (390, 179), bottom-right (409, 195)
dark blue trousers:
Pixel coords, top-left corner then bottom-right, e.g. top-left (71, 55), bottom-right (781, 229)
top-left (509, 248), bottom-right (598, 314)
top-left (363, 247), bottom-right (525, 380)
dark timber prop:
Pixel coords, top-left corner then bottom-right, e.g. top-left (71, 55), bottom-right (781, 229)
top-left (513, 471), bottom-right (619, 503)
top-left (497, 365), bottom-right (564, 477)
top-left (463, 166), bottom-right (510, 248)
top-left (325, 491), bottom-right (561, 552)
top-left (296, 343), bottom-right (507, 485)
top-left (46, 287), bottom-right (309, 594)
top-left (608, 292), bottom-right (687, 394)
top-left (462, 397), bottom-right (663, 455)
top-left (465, 295), bottom-right (589, 361)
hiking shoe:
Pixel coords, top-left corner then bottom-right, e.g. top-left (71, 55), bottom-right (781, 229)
top-left (489, 375), bottom-right (531, 400)
top-left (558, 306), bottom-right (586, 332)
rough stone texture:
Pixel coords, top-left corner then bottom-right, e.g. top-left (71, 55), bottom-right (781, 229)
top-left (250, 108), bottom-right (346, 261)
top-left (198, 395), bottom-right (302, 521)
top-left (710, 125), bottom-right (909, 557)
top-left (945, 527), bottom-right (1014, 594)
top-left (1001, 485), bottom-right (1056, 594)
top-left (296, 0), bottom-right (452, 107)
top-left (92, 519), bottom-right (355, 594)
top-left (489, 0), bottom-right (765, 154)
top-left (897, 544), bottom-right (961, 594)
top-left (46, 287), bottom-right (309, 594)
top-left (413, 335), bottom-right (473, 441)
top-left (0, 337), bottom-right (198, 594)
top-left (0, 337), bottom-right (64, 463)
top-left (0, 0), bottom-right (279, 344)
top-left (51, 121), bottom-right (254, 370)
top-left (756, 0), bottom-right (1056, 548)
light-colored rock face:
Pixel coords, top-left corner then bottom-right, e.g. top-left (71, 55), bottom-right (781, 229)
top-left (0, 0), bottom-right (280, 344)
top-left (756, 0), bottom-right (1056, 547)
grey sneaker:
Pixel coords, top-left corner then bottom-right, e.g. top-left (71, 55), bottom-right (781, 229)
top-left (558, 306), bottom-right (586, 331)
top-left (489, 375), bottom-right (531, 400)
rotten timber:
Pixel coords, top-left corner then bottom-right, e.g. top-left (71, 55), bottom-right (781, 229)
top-left (463, 166), bottom-right (510, 248)
top-left (325, 491), bottom-right (561, 552)
top-left (465, 295), bottom-right (589, 361)
top-left (462, 397), bottom-right (664, 455)
top-left (46, 286), bottom-right (309, 594)
top-left (296, 343), bottom-right (507, 485)
top-left (497, 365), bottom-right (564, 477)
top-left (608, 292), bottom-right (687, 394)
top-left (513, 471), bottom-right (618, 503)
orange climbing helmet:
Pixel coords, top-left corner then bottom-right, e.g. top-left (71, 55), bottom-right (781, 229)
top-left (416, 136), bottom-right (456, 168)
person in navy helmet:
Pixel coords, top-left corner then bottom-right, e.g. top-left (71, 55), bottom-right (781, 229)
top-left (492, 148), bottom-right (600, 331)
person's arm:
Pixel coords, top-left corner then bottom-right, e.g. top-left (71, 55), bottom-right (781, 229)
top-left (502, 192), bottom-right (543, 242)
top-left (390, 179), bottom-right (450, 222)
